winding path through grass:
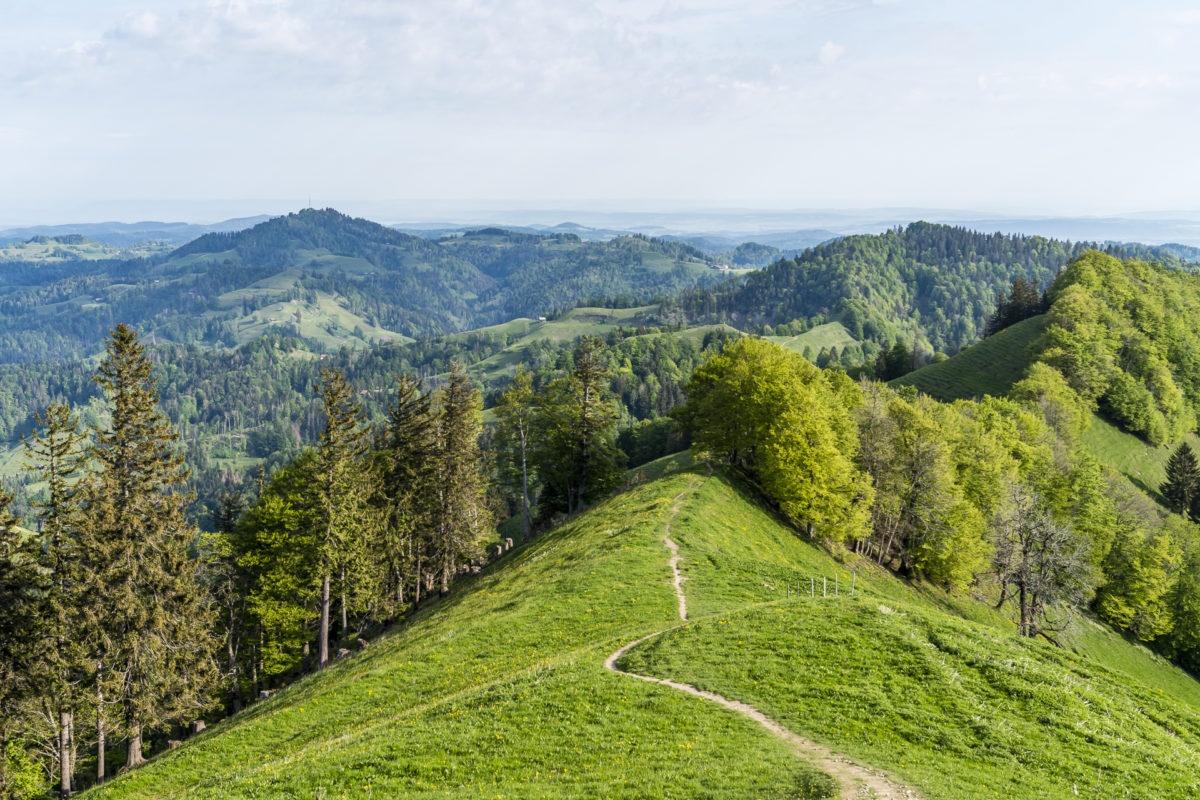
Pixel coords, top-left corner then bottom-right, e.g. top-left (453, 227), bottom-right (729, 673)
top-left (605, 479), bottom-right (919, 800)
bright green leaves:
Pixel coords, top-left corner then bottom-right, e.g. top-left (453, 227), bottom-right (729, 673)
top-left (677, 337), bottom-right (871, 546)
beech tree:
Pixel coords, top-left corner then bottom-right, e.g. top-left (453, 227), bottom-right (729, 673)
top-left (81, 324), bottom-right (217, 769)
top-left (677, 337), bottom-right (870, 545)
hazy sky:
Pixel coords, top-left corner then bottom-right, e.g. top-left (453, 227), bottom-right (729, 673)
top-left (3, 1), bottom-right (1199, 222)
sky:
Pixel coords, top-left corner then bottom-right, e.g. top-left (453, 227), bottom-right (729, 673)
top-left (2, 0), bottom-right (1199, 224)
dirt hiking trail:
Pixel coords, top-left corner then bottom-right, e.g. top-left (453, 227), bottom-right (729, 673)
top-left (605, 478), bottom-right (919, 800)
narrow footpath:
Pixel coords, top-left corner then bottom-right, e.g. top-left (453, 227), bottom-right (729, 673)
top-left (604, 479), bottom-right (919, 800)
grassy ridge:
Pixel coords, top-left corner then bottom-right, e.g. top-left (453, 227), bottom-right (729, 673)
top-left (82, 468), bottom-right (1200, 799)
top-left (891, 315), bottom-right (1047, 401)
top-left (85, 470), bottom-right (833, 799)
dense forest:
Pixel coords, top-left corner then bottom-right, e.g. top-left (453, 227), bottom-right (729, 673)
top-left (669, 222), bottom-right (1195, 354)
top-left (0, 323), bottom-right (733, 522)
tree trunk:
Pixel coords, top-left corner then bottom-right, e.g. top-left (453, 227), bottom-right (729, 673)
top-left (67, 711), bottom-right (76, 793)
top-left (1, 726), bottom-right (9, 795)
top-left (60, 708), bottom-right (72, 797)
top-left (318, 573), bottom-right (331, 669)
top-left (1019, 583), bottom-right (1028, 638)
top-left (96, 687), bottom-right (105, 785)
top-left (125, 728), bottom-right (144, 769)
top-left (519, 432), bottom-right (530, 541)
top-left (340, 566), bottom-right (348, 642)
top-left (413, 549), bottom-right (422, 610)
top-left (227, 631), bottom-right (241, 712)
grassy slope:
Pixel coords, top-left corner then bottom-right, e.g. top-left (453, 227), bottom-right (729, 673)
top-left (890, 314), bottom-right (1198, 507)
top-left (766, 322), bottom-right (858, 357)
top-left (85, 469), bottom-right (833, 800)
top-left (891, 315), bottom-right (1047, 401)
top-left (1078, 415), bottom-right (1200, 501)
top-left (84, 466), bottom-right (1200, 799)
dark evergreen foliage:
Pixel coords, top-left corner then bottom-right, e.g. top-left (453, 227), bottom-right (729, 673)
top-left (1161, 442), bottom-right (1200, 519)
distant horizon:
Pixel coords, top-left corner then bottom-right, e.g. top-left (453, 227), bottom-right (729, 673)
top-left (8, 202), bottom-right (1200, 231)
top-left (9, 203), bottom-right (1200, 249)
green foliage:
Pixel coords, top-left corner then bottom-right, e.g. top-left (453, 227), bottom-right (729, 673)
top-left (1036, 251), bottom-right (1198, 444)
top-left (677, 337), bottom-right (870, 544)
top-left (1161, 441), bottom-right (1200, 519)
top-left (1009, 361), bottom-right (1091, 440)
top-left (82, 324), bottom-right (217, 768)
top-left (674, 221), bottom-right (1120, 353)
top-left (234, 455), bottom-right (318, 678)
top-left (531, 337), bottom-right (625, 518)
top-left (2, 741), bottom-right (46, 800)
top-left (1096, 527), bottom-right (1180, 642)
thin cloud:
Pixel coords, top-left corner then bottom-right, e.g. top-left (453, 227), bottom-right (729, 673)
top-left (819, 41), bottom-right (846, 65)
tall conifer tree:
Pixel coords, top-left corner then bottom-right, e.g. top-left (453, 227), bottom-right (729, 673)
top-left (81, 324), bottom-right (216, 769)
top-left (311, 368), bottom-right (370, 669)
top-left (432, 363), bottom-right (489, 595)
top-left (494, 367), bottom-right (535, 541)
top-left (380, 374), bottom-right (435, 612)
top-left (23, 404), bottom-right (86, 796)
top-left (1161, 441), bottom-right (1200, 519)
top-left (0, 487), bottom-right (40, 798)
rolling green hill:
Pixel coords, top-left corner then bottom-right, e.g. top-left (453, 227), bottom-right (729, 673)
top-left (0, 235), bottom-right (172, 262)
top-left (81, 466), bottom-right (1200, 799)
top-left (0, 209), bottom-right (731, 363)
top-left (671, 223), bottom-right (1196, 355)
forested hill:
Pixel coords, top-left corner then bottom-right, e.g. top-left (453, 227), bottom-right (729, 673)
top-left (0, 209), bottom-right (727, 362)
top-left (669, 221), bottom-right (1192, 353)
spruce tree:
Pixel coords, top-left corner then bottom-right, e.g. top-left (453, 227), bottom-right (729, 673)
top-left (1161, 441), bottom-right (1200, 519)
top-left (312, 367), bottom-right (370, 669)
top-left (81, 324), bottom-right (217, 769)
top-left (432, 362), bottom-right (490, 595)
top-left (380, 374), bottom-right (435, 612)
top-left (494, 366), bottom-right (535, 541)
top-left (23, 404), bottom-right (87, 796)
top-left (532, 338), bottom-right (623, 517)
top-left (569, 337), bottom-right (622, 515)
top-left (0, 487), bottom-right (40, 798)
top-left (200, 489), bottom-right (249, 712)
